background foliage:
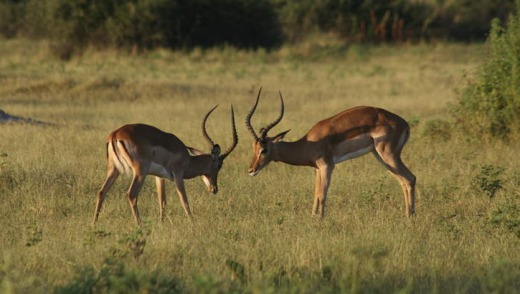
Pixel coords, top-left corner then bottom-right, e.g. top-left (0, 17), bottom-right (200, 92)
top-left (453, 0), bottom-right (520, 139)
top-left (0, 0), bottom-right (515, 56)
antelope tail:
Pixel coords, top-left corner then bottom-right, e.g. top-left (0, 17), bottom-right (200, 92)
top-left (108, 135), bottom-right (132, 174)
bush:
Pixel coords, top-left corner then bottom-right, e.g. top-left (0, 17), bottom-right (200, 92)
top-left (0, 0), bottom-right (515, 56)
top-left (472, 164), bottom-right (504, 198)
top-left (0, 1), bottom-right (25, 38)
top-left (453, 0), bottom-right (520, 139)
top-left (104, 0), bottom-right (174, 51)
top-left (55, 258), bottom-right (183, 294)
top-left (422, 119), bottom-right (452, 141)
top-left (488, 202), bottom-right (520, 238)
top-left (168, 0), bottom-right (282, 49)
top-left (431, 0), bottom-right (514, 42)
top-left (272, 0), bottom-right (434, 43)
top-left (22, 0), bottom-right (282, 58)
top-left (37, 0), bottom-right (120, 59)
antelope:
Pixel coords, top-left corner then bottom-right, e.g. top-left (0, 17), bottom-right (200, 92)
top-left (245, 88), bottom-right (416, 218)
top-left (93, 105), bottom-right (238, 225)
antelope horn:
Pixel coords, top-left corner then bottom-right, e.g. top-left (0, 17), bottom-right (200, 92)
top-left (245, 86), bottom-right (261, 142)
top-left (220, 105), bottom-right (238, 159)
top-left (202, 104), bottom-right (218, 148)
top-left (259, 90), bottom-right (284, 138)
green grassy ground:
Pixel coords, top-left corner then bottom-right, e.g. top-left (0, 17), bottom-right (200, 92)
top-left (0, 39), bottom-right (518, 293)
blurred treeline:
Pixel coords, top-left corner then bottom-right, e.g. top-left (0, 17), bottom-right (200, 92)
top-left (0, 0), bottom-right (515, 55)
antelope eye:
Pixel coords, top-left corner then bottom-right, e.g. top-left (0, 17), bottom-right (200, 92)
top-left (260, 148), bottom-right (268, 154)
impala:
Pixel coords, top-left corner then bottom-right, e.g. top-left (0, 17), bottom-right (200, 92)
top-left (245, 88), bottom-right (416, 218)
top-left (93, 105), bottom-right (238, 225)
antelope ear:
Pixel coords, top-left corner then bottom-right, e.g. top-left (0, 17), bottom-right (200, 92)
top-left (272, 130), bottom-right (290, 142)
top-left (187, 146), bottom-right (205, 156)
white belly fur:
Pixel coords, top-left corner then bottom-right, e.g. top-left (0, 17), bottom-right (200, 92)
top-left (333, 145), bottom-right (373, 163)
top-left (148, 162), bottom-right (173, 180)
top-left (332, 135), bottom-right (374, 164)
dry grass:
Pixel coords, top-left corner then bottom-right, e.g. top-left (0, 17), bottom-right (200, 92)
top-left (0, 39), bottom-right (518, 293)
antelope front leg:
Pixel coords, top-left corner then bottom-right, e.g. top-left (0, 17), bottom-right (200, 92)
top-left (313, 164), bottom-right (334, 219)
top-left (312, 169), bottom-right (321, 216)
top-left (174, 176), bottom-right (192, 217)
top-left (155, 177), bottom-right (167, 221)
top-left (405, 171), bottom-right (416, 217)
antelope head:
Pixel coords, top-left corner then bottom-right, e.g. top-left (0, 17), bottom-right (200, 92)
top-left (245, 87), bottom-right (289, 176)
top-left (191, 105), bottom-right (238, 193)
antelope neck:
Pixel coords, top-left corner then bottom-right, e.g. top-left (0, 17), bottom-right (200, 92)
top-left (184, 155), bottom-right (213, 179)
top-left (272, 139), bottom-right (315, 167)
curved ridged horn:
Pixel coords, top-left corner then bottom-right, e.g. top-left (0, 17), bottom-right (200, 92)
top-left (245, 86), bottom-right (262, 142)
top-left (259, 91), bottom-right (284, 138)
top-left (202, 104), bottom-right (219, 148)
top-left (220, 105), bottom-right (238, 160)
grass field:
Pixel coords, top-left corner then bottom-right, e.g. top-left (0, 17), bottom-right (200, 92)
top-left (0, 39), bottom-right (519, 293)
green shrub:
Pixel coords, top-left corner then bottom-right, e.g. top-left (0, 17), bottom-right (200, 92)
top-left (272, 0), bottom-right (434, 43)
top-left (0, 1), bottom-right (24, 38)
top-left (472, 164), bottom-right (505, 198)
top-left (422, 119), bottom-right (452, 141)
top-left (488, 202), bottom-right (520, 238)
top-left (0, 0), bottom-right (515, 54)
top-left (434, 0), bottom-right (514, 41)
top-left (104, 0), bottom-right (174, 51)
top-left (485, 258), bottom-right (520, 293)
top-left (109, 228), bottom-right (148, 261)
top-left (453, 0), bottom-right (520, 139)
top-left (29, 0), bottom-right (281, 57)
top-left (55, 258), bottom-right (182, 294)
